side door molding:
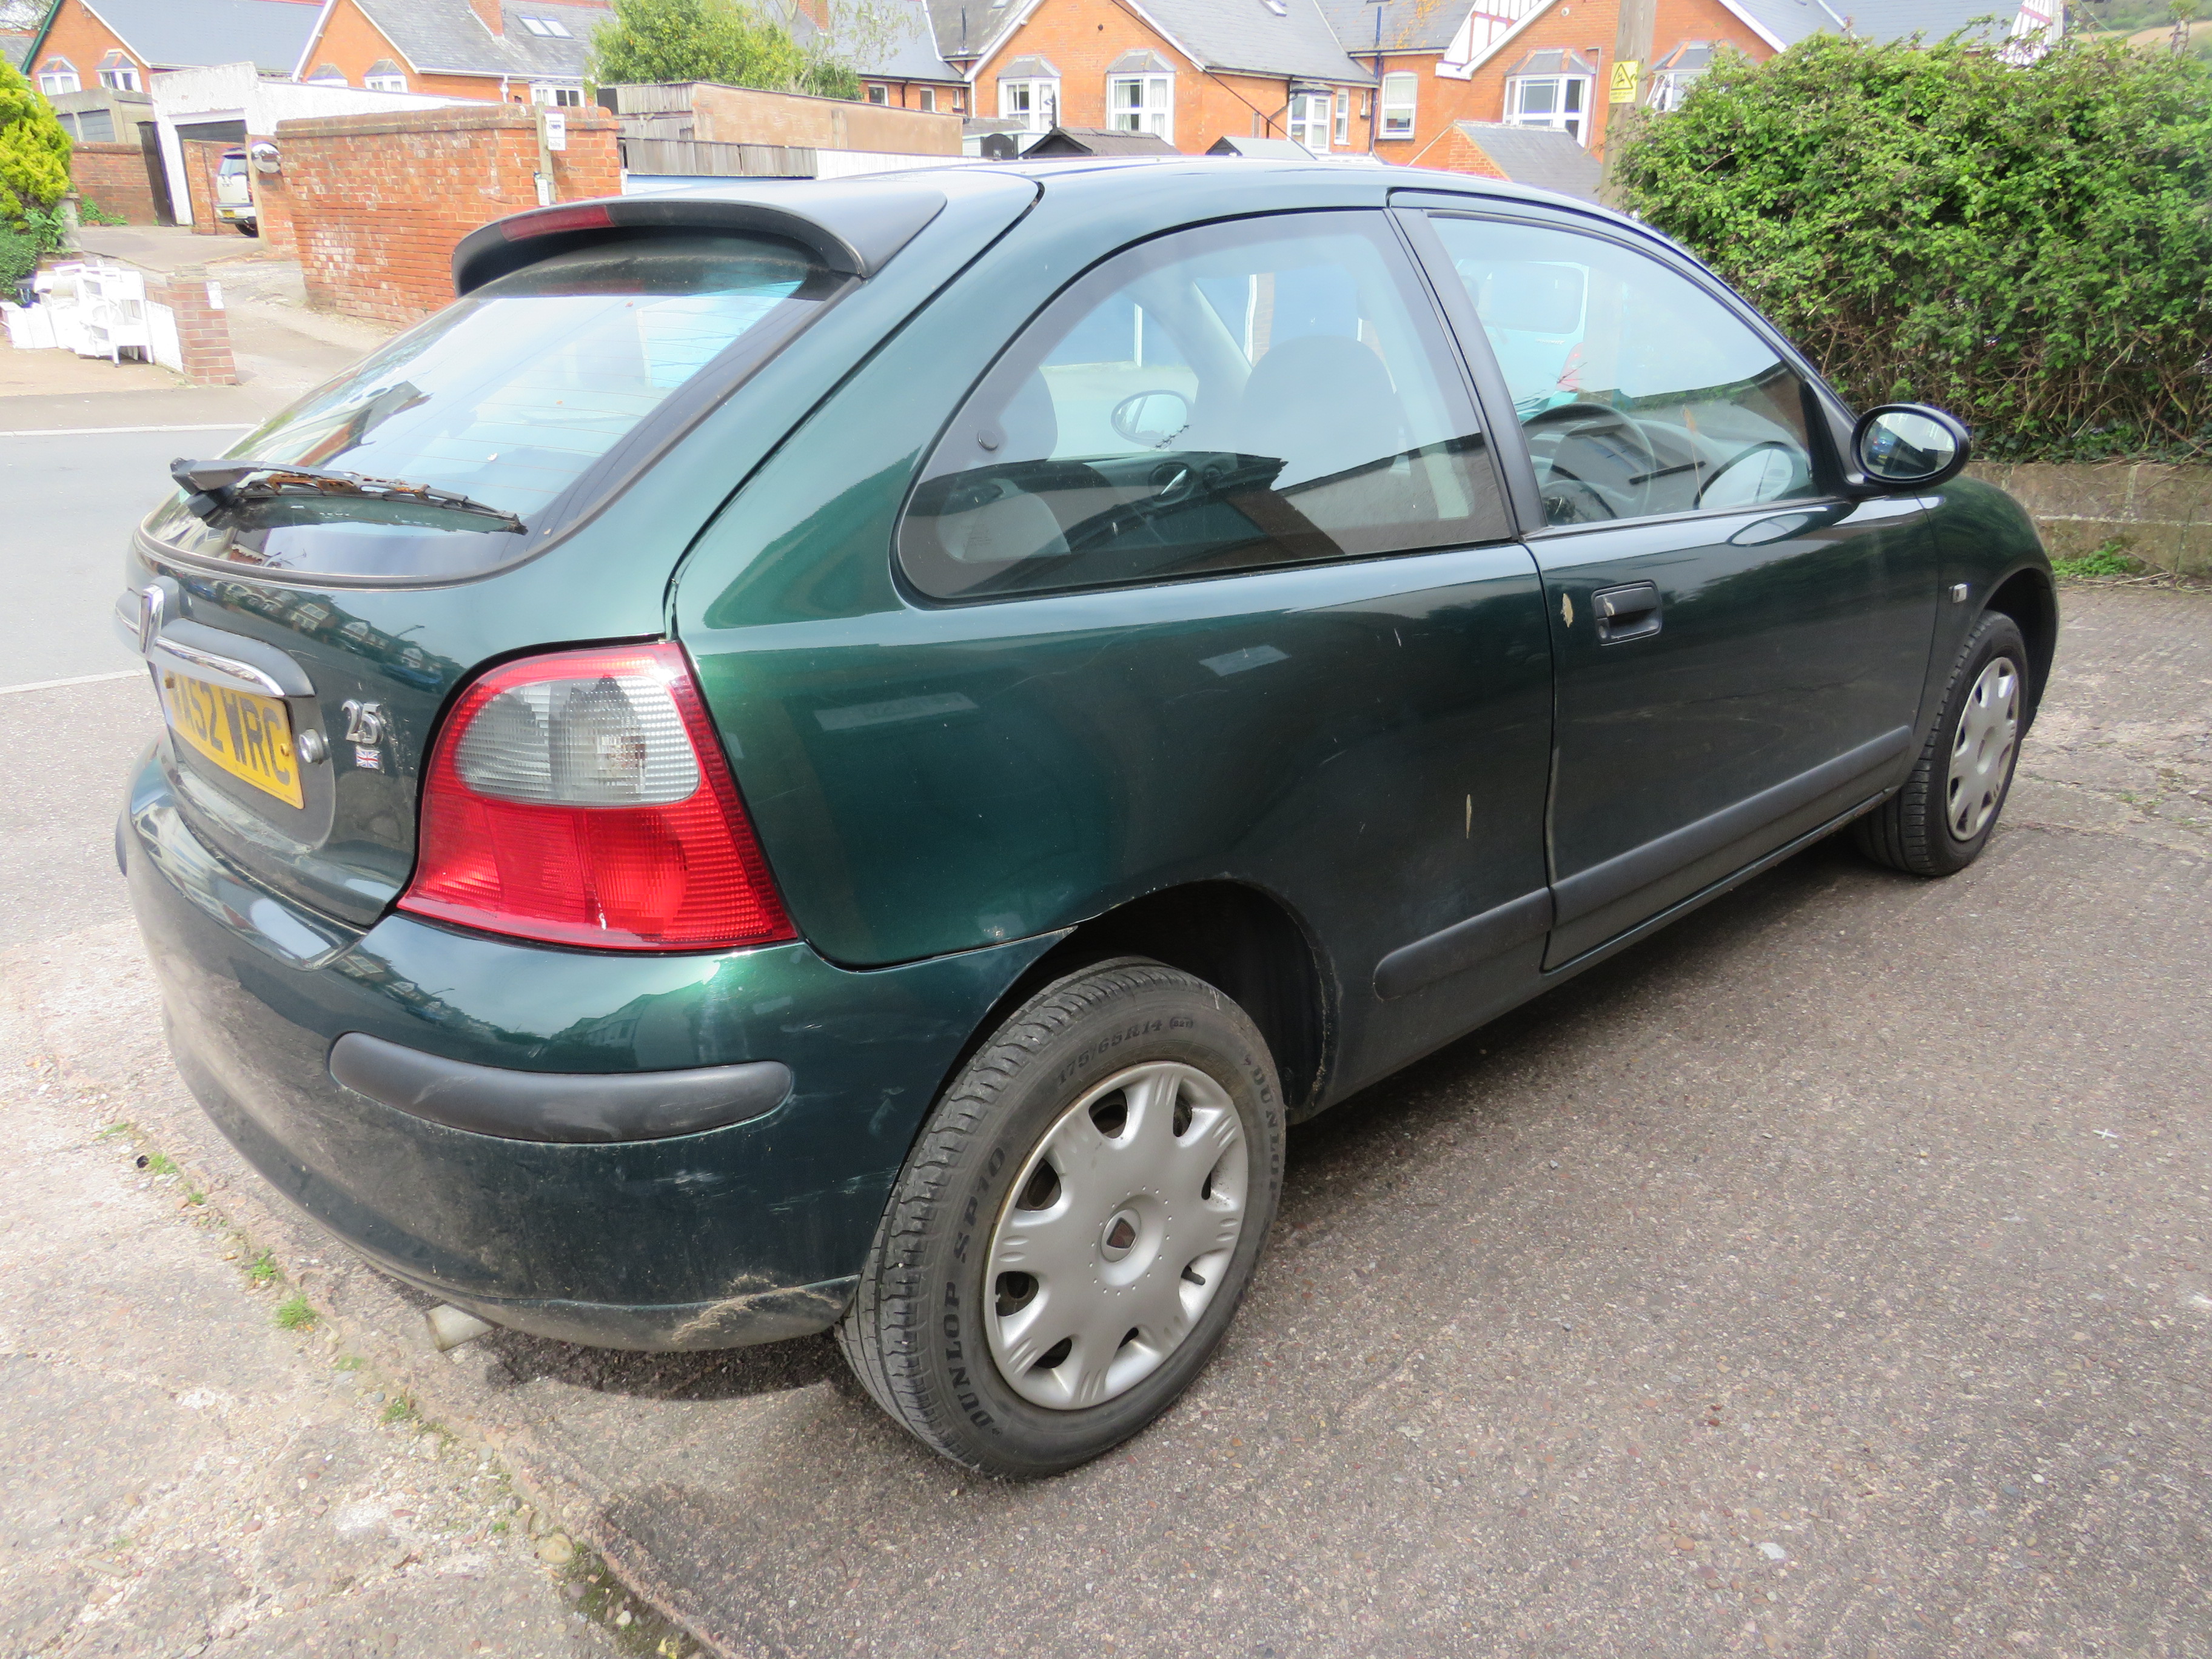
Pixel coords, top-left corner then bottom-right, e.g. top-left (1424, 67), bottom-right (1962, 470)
top-left (1552, 723), bottom-right (1912, 929)
top-left (1373, 888), bottom-right (1553, 1001)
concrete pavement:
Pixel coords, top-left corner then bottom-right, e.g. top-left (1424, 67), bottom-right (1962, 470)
top-left (5, 578), bottom-right (2202, 1657)
top-left (0, 415), bottom-right (651, 1657)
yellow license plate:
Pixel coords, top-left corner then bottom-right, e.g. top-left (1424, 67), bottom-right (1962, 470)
top-left (161, 669), bottom-right (304, 809)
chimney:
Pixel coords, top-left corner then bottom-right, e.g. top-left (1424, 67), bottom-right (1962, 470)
top-left (468, 0), bottom-right (503, 32)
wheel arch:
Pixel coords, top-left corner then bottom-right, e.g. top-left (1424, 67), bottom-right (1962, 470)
top-left (1985, 563), bottom-right (2057, 726)
top-left (936, 880), bottom-right (1335, 1120)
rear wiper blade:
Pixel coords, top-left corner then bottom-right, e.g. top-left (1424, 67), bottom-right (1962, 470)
top-left (170, 459), bottom-right (526, 532)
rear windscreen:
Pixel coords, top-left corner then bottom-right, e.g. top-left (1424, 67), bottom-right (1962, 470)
top-left (142, 233), bottom-right (834, 580)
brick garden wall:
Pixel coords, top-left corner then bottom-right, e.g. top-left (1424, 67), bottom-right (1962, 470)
top-left (70, 142), bottom-right (161, 223)
top-left (181, 138), bottom-right (230, 238)
top-left (270, 104), bottom-right (620, 326)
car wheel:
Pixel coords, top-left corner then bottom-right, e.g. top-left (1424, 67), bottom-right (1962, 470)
top-left (837, 958), bottom-right (1284, 1477)
top-left (1854, 611), bottom-right (2029, 877)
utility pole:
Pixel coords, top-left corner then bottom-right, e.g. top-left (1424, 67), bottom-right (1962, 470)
top-left (1599, 0), bottom-right (1656, 208)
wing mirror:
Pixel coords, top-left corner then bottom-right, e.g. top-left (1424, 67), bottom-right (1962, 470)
top-left (1110, 389), bottom-right (1192, 450)
top-left (1851, 403), bottom-right (1970, 492)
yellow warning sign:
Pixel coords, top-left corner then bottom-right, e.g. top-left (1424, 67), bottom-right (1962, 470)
top-left (1609, 59), bottom-right (1641, 104)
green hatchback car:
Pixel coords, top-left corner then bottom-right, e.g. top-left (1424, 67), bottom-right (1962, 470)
top-left (116, 161), bottom-right (2054, 1476)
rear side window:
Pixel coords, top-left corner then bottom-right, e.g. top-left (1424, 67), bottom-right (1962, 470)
top-left (142, 234), bottom-right (836, 580)
top-left (897, 212), bottom-right (1507, 602)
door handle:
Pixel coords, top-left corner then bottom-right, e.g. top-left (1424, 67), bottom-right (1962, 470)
top-left (1592, 581), bottom-right (1662, 644)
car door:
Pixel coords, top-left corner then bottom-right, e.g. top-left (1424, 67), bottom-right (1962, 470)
top-left (1406, 207), bottom-right (1941, 966)
top-left (680, 206), bottom-right (1557, 1100)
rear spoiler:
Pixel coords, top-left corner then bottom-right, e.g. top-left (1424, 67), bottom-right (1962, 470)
top-left (451, 181), bottom-right (948, 296)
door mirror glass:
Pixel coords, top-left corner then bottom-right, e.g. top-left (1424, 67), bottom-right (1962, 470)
top-left (1110, 389), bottom-right (1192, 449)
top-left (1853, 404), bottom-right (1968, 489)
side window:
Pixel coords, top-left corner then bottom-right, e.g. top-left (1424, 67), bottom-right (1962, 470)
top-left (898, 213), bottom-right (1507, 602)
top-left (1429, 216), bottom-right (1820, 528)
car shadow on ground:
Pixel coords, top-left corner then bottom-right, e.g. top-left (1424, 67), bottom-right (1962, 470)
top-left (454, 831), bottom-right (1881, 1410)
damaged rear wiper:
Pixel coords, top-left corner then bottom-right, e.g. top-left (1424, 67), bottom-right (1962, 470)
top-left (170, 459), bottom-right (526, 533)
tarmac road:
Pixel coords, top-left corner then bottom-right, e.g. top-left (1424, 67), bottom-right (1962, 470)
top-left (2, 406), bottom-right (2205, 1659)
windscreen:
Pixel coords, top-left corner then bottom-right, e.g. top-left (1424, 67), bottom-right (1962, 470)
top-left (141, 233), bottom-right (833, 580)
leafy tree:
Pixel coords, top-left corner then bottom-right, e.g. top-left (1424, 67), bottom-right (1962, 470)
top-left (587, 0), bottom-right (854, 96)
top-left (1614, 33), bottom-right (2212, 459)
top-left (0, 55), bottom-right (69, 231)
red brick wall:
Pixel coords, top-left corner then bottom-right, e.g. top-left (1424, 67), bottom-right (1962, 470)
top-left (70, 142), bottom-right (159, 223)
top-left (181, 138), bottom-right (229, 237)
top-left (149, 266), bottom-right (239, 385)
top-left (249, 139), bottom-right (298, 257)
top-left (271, 104), bottom-right (621, 326)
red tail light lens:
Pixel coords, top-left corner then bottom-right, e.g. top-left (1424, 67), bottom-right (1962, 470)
top-left (400, 642), bottom-right (796, 952)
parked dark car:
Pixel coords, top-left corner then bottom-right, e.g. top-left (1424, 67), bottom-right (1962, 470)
top-left (116, 161), bottom-right (2054, 1476)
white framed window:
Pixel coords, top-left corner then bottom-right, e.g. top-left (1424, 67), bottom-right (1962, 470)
top-left (919, 87), bottom-right (937, 112)
top-left (97, 51), bottom-right (140, 92)
top-left (999, 77), bottom-right (1059, 133)
top-left (1107, 73), bottom-right (1171, 140)
top-left (532, 82), bottom-right (583, 106)
top-left (1286, 89), bottom-right (1332, 152)
top-left (866, 83), bottom-right (889, 104)
top-left (364, 58), bottom-right (409, 92)
top-left (1334, 90), bottom-right (1348, 142)
top-left (1379, 71), bottom-right (1416, 138)
top-left (38, 56), bottom-right (80, 95)
top-left (518, 15), bottom-right (572, 35)
top-left (1505, 74), bottom-right (1590, 142)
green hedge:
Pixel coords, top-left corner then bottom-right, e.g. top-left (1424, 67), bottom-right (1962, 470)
top-left (1613, 34), bottom-right (2212, 461)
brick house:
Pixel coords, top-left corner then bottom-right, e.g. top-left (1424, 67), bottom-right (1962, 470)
top-left (948, 0), bottom-right (1375, 155)
top-left (289, 0), bottom-right (606, 102)
top-left (1312, 0), bottom-right (2067, 172)
top-left (23, 0), bottom-right (319, 101)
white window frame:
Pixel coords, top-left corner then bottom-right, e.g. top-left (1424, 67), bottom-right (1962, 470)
top-left (531, 82), bottom-right (583, 106)
top-left (97, 53), bottom-right (140, 92)
top-left (866, 82), bottom-right (889, 104)
top-left (1106, 72), bottom-right (1171, 141)
top-left (518, 15), bottom-right (571, 35)
top-left (364, 59), bottom-right (409, 92)
top-left (1504, 73), bottom-right (1591, 143)
top-left (1379, 71), bottom-right (1416, 138)
top-left (998, 76), bottom-right (1059, 133)
top-left (1333, 90), bottom-right (1349, 144)
top-left (1286, 89), bottom-right (1332, 152)
top-left (919, 87), bottom-right (936, 112)
top-left (38, 56), bottom-right (80, 95)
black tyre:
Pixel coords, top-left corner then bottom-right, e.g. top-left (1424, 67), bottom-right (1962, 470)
top-left (837, 959), bottom-right (1285, 1477)
top-left (1855, 611), bottom-right (2029, 877)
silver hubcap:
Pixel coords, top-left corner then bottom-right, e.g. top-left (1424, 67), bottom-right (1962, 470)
top-left (1946, 654), bottom-right (2020, 842)
top-left (985, 1061), bottom-right (1249, 1411)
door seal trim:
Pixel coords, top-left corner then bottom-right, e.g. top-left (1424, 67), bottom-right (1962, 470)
top-left (1373, 888), bottom-right (1553, 1001)
top-left (1552, 724), bottom-right (1912, 927)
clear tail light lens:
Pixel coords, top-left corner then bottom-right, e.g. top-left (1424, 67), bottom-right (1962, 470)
top-left (400, 642), bottom-right (795, 951)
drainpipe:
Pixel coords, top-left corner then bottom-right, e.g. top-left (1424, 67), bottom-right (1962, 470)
top-left (1368, 0), bottom-right (1382, 153)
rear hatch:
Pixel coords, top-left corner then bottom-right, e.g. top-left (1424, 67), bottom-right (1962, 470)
top-left (124, 224), bottom-right (850, 929)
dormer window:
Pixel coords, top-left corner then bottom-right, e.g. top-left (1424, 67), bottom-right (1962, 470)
top-left (38, 56), bottom-right (81, 95)
top-left (364, 58), bottom-right (408, 92)
top-left (1503, 48), bottom-right (1595, 144)
top-left (98, 51), bottom-right (141, 92)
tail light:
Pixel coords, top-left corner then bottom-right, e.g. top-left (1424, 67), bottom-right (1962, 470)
top-left (399, 642), bottom-right (795, 952)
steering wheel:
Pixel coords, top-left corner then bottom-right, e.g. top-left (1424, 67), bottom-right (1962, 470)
top-left (1521, 401), bottom-right (1658, 523)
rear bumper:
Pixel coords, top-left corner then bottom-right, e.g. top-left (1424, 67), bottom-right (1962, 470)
top-left (122, 748), bottom-right (1059, 1350)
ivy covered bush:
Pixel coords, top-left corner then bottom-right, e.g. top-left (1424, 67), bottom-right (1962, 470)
top-left (1613, 34), bottom-right (2212, 460)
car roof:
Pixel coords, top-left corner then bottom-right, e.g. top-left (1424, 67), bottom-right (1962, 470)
top-left (466, 159), bottom-right (1677, 295)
